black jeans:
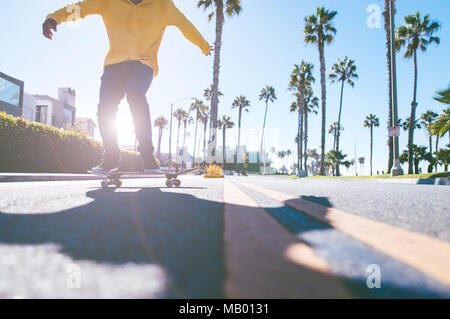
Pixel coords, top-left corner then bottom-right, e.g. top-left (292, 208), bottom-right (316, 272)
top-left (97, 61), bottom-right (154, 162)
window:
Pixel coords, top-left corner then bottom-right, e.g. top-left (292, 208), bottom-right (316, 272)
top-left (0, 77), bottom-right (21, 107)
top-left (35, 105), bottom-right (48, 124)
top-left (63, 107), bottom-right (74, 126)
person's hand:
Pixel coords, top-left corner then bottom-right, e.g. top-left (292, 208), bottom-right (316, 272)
top-left (203, 45), bottom-right (213, 56)
top-left (43, 18), bottom-right (58, 40)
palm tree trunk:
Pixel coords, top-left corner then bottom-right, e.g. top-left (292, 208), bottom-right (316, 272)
top-left (384, 0), bottom-right (394, 173)
top-left (192, 115), bottom-right (199, 166)
top-left (429, 135), bottom-right (432, 154)
top-left (157, 127), bottom-right (163, 161)
top-left (176, 121), bottom-right (181, 163)
top-left (335, 80), bottom-right (345, 176)
top-left (298, 87), bottom-right (305, 170)
top-left (370, 125), bottom-right (374, 176)
top-left (304, 110), bottom-right (308, 175)
top-left (435, 135), bottom-right (439, 172)
top-left (203, 120), bottom-right (208, 162)
top-left (223, 127), bottom-right (226, 164)
top-left (237, 109), bottom-right (242, 171)
top-left (318, 43), bottom-right (327, 175)
top-left (260, 101), bottom-right (269, 166)
top-left (182, 122), bottom-right (187, 168)
top-left (408, 49), bottom-right (418, 174)
top-left (297, 111), bottom-right (301, 174)
top-left (299, 106), bottom-right (304, 171)
top-left (207, 0), bottom-right (224, 162)
top-left (332, 130), bottom-right (336, 151)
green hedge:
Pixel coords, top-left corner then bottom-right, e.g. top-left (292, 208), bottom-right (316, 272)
top-left (0, 112), bottom-right (147, 173)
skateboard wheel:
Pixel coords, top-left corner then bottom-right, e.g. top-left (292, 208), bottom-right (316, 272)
top-left (101, 180), bottom-right (109, 189)
top-left (174, 179), bottom-right (181, 187)
top-left (165, 179), bottom-right (173, 188)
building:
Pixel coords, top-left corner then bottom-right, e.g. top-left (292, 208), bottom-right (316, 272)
top-left (1, 71), bottom-right (78, 129)
top-left (0, 71), bottom-right (24, 117)
top-left (34, 88), bottom-right (77, 128)
top-left (76, 118), bottom-right (97, 138)
top-left (22, 93), bottom-right (37, 122)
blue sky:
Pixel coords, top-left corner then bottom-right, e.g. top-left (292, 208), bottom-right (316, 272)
top-left (1, 0), bottom-right (449, 174)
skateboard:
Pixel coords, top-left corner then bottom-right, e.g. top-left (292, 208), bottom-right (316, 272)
top-left (88, 167), bottom-right (202, 189)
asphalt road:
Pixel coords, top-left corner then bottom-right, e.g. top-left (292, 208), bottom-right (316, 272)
top-left (0, 176), bottom-right (449, 298)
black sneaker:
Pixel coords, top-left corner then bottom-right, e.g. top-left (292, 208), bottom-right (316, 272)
top-left (91, 157), bottom-right (120, 174)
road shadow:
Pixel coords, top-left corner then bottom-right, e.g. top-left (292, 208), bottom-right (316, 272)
top-left (0, 188), bottom-right (224, 298)
top-left (0, 189), bottom-right (447, 298)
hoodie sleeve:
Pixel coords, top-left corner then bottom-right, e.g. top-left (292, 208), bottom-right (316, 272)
top-left (46, 0), bottom-right (102, 25)
top-left (166, 0), bottom-right (211, 55)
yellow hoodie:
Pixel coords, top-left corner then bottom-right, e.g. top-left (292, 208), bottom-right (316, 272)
top-left (47, 0), bottom-right (210, 76)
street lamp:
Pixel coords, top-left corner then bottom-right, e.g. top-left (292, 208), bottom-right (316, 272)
top-left (388, 0), bottom-right (404, 176)
top-left (168, 97), bottom-right (196, 169)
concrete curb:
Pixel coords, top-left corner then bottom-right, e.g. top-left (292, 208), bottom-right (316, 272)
top-left (340, 177), bottom-right (450, 186)
top-left (0, 173), bottom-right (105, 183)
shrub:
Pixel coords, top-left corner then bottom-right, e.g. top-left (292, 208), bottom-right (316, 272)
top-left (204, 164), bottom-right (223, 178)
top-left (0, 112), bottom-right (145, 173)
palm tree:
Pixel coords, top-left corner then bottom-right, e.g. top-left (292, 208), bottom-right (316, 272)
top-left (277, 151), bottom-right (287, 173)
top-left (435, 148), bottom-right (450, 172)
top-left (203, 85), bottom-right (223, 162)
top-left (303, 85), bottom-right (319, 172)
top-left (430, 108), bottom-right (450, 146)
top-left (197, 0), bottom-right (242, 161)
top-left (221, 115), bottom-right (234, 164)
top-left (203, 85), bottom-right (224, 104)
top-left (286, 149), bottom-right (292, 171)
top-left (182, 112), bottom-right (193, 167)
top-left (290, 97), bottom-right (303, 172)
top-left (304, 7), bottom-right (338, 175)
top-left (308, 148), bottom-right (320, 175)
top-left (327, 150), bottom-right (347, 176)
top-left (231, 95), bottom-right (251, 169)
top-left (383, 0), bottom-right (396, 173)
top-left (420, 110), bottom-right (438, 154)
top-left (434, 86), bottom-right (450, 104)
top-left (217, 118), bottom-right (224, 161)
top-left (190, 99), bottom-right (208, 166)
top-left (329, 56), bottom-right (358, 176)
top-left (289, 62), bottom-right (315, 173)
top-left (259, 86), bottom-right (277, 167)
top-left (400, 144), bottom-right (429, 174)
top-left (395, 12), bottom-right (441, 174)
top-left (413, 145), bottom-right (428, 174)
top-left (364, 114), bottom-right (380, 176)
top-left (358, 156), bottom-right (366, 176)
top-left (173, 108), bottom-right (187, 164)
top-left (328, 122), bottom-right (343, 152)
top-left (429, 87), bottom-right (450, 157)
top-left (199, 106), bottom-right (209, 162)
top-left (349, 159), bottom-right (355, 176)
top-left (401, 117), bottom-right (422, 132)
top-left (154, 116), bottom-right (168, 162)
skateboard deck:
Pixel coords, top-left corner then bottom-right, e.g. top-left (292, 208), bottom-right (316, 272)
top-left (88, 167), bottom-right (201, 188)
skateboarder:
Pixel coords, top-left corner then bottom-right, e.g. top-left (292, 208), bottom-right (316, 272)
top-left (43, 0), bottom-right (211, 173)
